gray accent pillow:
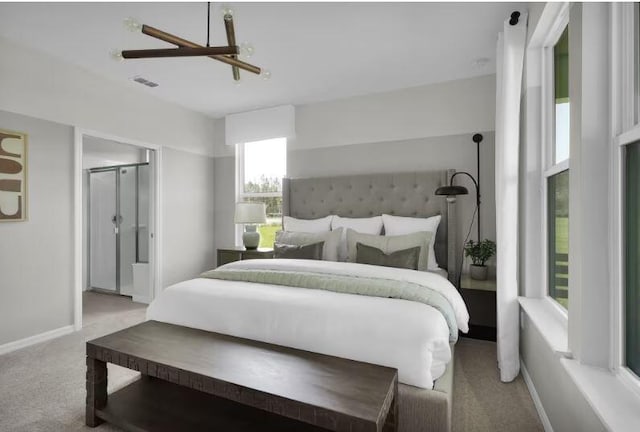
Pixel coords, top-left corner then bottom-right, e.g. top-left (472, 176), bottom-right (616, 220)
top-left (356, 243), bottom-right (420, 270)
top-left (274, 241), bottom-right (325, 260)
top-left (346, 228), bottom-right (432, 271)
top-left (275, 228), bottom-right (343, 261)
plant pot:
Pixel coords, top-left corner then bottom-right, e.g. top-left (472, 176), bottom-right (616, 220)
top-left (470, 264), bottom-right (488, 281)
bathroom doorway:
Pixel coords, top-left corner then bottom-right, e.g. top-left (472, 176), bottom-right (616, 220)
top-left (74, 129), bottom-right (162, 330)
top-left (88, 163), bottom-right (150, 296)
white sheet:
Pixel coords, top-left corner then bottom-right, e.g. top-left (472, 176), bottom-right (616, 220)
top-left (147, 259), bottom-right (469, 389)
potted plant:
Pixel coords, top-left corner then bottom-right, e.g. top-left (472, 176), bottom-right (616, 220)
top-left (464, 239), bottom-right (496, 281)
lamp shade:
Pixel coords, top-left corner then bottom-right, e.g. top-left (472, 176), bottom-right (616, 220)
top-left (234, 202), bottom-right (266, 224)
top-left (435, 185), bottom-right (469, 196)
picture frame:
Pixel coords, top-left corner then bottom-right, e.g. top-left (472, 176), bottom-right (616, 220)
top-left (0, 128), bottom-right (28, 222)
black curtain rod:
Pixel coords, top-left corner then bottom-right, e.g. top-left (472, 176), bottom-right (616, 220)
top-left (509, 11), bottom-right (520, 26)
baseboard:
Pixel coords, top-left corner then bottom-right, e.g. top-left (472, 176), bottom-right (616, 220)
top-left (132, 295), bottom-right (151, 305)
top-left (521, 360), bottom-right (554, 432)
top-left (0, 324), bottom-right (75, 356)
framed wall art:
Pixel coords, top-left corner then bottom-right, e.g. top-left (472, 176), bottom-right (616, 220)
top-left (0, 129), bottom-right (28, 221)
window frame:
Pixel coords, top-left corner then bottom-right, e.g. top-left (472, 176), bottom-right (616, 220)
top-left (234, 138), bottom-right (287, 247)
top-left (541, 10), bottom-right (571, 313)
top-left (613, 1), bottom-right (640, 392)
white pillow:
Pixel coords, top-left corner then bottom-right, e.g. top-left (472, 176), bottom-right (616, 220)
top-left (381, 214), bottom-right (441, 271)
top-left (275, 228), bottom-right (343, 261)
top-left (331, 215), bottom-right (384, 261)
top-left (283, 215), bottom-right (333, 233)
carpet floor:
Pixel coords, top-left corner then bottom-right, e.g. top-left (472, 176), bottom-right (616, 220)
top-left (0, 292), bottom-right (543, 431)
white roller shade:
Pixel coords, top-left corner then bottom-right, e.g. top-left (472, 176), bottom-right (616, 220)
top-left (225, 105), bottom-right (295, 146)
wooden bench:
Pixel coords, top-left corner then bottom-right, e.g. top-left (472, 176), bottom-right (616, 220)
top-left (86, 321), bottom-right (398, 432)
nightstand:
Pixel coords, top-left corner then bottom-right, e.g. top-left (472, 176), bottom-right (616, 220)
top-left (217, 247), bottom-right (274, 267)
top-left (459, 274), bottom-right (496, 341)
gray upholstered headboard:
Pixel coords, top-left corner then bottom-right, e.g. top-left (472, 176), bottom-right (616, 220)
top-left (282, 170), bottom-right (458, 283)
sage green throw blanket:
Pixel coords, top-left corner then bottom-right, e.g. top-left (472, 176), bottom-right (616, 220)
top-left (200, 268), bottom-right (459, 342)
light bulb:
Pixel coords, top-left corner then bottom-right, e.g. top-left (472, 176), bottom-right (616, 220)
top-left (221, 5), bottom-right (234, 19)
top-left (109, 49), bottom-right (124, 62)
top-left (261, 70), bottom-right (272, 81)
top-left (123, 17), bottom-right (142, 32)
top-left (240, 42), bottom-right (254, 58)
top-left (234, 77), bottom-right (242, 86)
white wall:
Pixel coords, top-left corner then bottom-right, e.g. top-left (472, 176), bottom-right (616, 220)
top-left (213, 74), bottom-right (497, 270)
top-left (0, 36), bottom-right (216, 157)
top-left (0, 36), bottom-right (218, 348)
top-left (162, 147), bottom-right (215, 286)
top-left (518, 3), bottom-right (609, 431)
top-left (83, 136), bottom-right (147, 169)
top-left (0, 110), bottom-right (74, 345)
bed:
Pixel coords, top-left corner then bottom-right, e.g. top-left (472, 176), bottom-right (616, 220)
top-left (147, 170), bottom-right (468, 432)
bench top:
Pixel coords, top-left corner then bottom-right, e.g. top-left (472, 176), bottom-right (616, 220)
top-left (87, 320), bottom-right (397, 432)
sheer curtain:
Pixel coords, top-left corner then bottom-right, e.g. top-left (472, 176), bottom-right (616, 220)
top-left (495, 11), bottom-right (527, 382)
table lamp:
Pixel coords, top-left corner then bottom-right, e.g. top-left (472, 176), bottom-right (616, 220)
top-left (235, 202), bottom-right (266, 250)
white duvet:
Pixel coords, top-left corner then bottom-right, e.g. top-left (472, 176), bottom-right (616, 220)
top-left (147, 259), bottom-right (469, 389)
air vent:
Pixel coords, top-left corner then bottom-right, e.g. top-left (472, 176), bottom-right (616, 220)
top-left (131, 76), bottom-right (159, 88)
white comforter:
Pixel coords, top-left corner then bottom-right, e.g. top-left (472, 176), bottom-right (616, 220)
top-left (147, 259), bottom-right (469, 389)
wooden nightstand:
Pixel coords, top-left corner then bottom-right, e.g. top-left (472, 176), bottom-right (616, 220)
top-left (217, 247), bottom-right (274, 267)
top-left (459, 274), bottom-right (496, 341)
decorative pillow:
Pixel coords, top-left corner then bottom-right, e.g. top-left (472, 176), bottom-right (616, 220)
top-left (331, 215), bottom-right (384, 261)
top-left (355, 243), bottom-right (420, 270)
top-left (346, 228), bottom-right (432, 271)
top-left (274, 242), bottom-right (325, 260)
top-left (283, 215), bottom-right (333, 233)
top-left (275, 228), bottom-right (343, 261)
top-left (381, 214), bottom-right (441, 271)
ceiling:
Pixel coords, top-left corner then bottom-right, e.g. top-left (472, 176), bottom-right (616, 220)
top-left (0, 2), bottom-right (519, 118)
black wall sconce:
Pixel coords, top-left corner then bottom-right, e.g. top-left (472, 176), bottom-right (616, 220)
top-left (435, 133), bottom-right (483, 241)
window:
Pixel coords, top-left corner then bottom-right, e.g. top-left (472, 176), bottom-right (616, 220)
top-left (625, 141), bottom-right (640, 376)
top-left (636, 3), bottom-right (640, 125)
top-left (236, 138), bottom-right (287, 248)
top-left (546, 24), bottom-right (570, 309)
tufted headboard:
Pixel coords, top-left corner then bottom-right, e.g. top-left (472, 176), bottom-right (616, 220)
top-left (282, 170), bottom-right (458, 283)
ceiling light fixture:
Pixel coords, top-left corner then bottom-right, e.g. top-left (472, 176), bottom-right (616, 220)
top-left (119, 2), bottom-right (265, 82)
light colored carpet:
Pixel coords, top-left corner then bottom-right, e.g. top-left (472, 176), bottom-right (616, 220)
top-left (0, 292), bottom-right (543, 431)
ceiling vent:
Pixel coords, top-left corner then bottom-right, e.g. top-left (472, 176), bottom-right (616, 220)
top-left (131, 76), bottom-right (159, 88)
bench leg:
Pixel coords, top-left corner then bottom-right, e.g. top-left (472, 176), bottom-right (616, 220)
top-left (86, 356), bottom-right (107, 427)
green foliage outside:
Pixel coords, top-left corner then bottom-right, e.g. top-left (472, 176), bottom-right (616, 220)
top-left (554, 217), bottom-right (569, 309)
top-left (242, 175), bottom-right (283, 248)
top-left (259, 223), bottom-right (281, 249)
top-left (245, 176), bottom-right (283, 218)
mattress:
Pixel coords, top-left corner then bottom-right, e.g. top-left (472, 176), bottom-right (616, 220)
top-left (147, 259), bottom-right (469, 389)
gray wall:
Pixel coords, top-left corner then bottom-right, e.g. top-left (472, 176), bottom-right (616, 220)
top-left (521, 315), bottom-right (605, 431)
top-left (0, 110), bottom-right (74, 345)
top-left (288, 133), bottom-right (496, 272)
top-left (213, 132), bottom-right (496, 272)
top-left (213, 75), bottom-right (498, 269)
top-left (162, 147), bottom-right (216, 286)
top-left (0, 110), bottom-right (217, 347)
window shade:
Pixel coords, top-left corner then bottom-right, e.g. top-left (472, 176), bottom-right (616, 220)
top-left (225, 105), bottom-right (295, 146)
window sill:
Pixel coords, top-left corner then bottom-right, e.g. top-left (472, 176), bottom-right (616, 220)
top-left (518, 297), bottom-right (571, 357)
top-left (561, 360), bottom-right (640, 432)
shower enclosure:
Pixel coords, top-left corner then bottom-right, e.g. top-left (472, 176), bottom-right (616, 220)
top-left (88, 163), bottom-right (150, 295)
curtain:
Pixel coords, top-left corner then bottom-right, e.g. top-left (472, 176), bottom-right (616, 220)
top-left (495, 12), bottom-right (527, 382)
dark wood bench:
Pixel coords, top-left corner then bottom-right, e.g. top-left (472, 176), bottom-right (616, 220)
top-left (86, 320), bottom-right (398, 432)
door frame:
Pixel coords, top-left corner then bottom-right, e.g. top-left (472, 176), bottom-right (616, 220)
top-left (73, 127), bottom-right (163, 331)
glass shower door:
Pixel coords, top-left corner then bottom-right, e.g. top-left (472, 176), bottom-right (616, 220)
top-left (118, 167), bottom-right (137, 295)
top-left (89, 170), bottom-right (117, 291)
